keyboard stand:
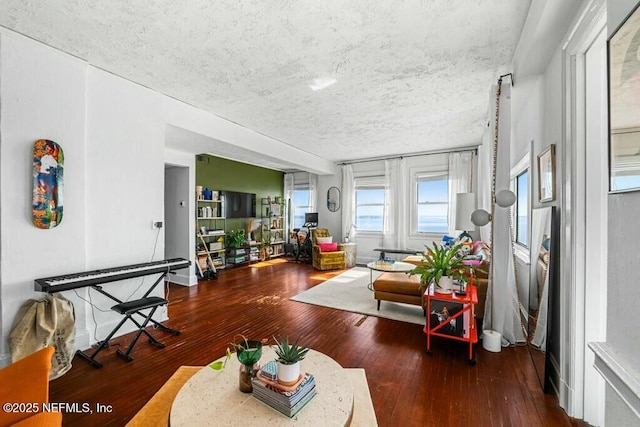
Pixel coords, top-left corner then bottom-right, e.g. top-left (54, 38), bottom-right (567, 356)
top-left (75, 271), bottom-right (180, 368)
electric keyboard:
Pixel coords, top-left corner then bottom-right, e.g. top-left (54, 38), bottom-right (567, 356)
top-left (34, 258), bottom-right (190, 293)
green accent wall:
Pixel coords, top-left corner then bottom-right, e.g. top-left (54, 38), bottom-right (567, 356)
top-left (196, 155), bottom-right (284, 232)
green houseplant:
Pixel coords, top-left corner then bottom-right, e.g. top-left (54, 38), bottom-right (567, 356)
top-left (210, 335), bottom-right (264, 393)
top-left (273, 336), bottom-right (309, 386)
top-left (226, 229), bottom-right (246, 248)
top-left (410, 242), bottom-right (468, 294)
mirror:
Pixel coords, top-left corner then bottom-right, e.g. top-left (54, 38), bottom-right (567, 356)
top-left (528, 206), bottom-right (557, 392)
top-left (609, 3), bottom-right (640, 192)
top-left (327, 186), bottom-right (340, 212)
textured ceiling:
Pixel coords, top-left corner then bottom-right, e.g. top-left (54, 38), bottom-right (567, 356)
top-left (0, 0), bottom-right (530, 166)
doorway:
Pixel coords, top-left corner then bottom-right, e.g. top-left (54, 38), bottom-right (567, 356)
top-left (164, 164), bottom-right (193, 286)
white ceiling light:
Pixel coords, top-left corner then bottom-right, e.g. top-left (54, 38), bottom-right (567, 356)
top-left (309, 77), bottom-right (337, 91)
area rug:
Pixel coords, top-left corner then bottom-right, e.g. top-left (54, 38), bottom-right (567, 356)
top-left (290, 267), bottom-right (425, 325)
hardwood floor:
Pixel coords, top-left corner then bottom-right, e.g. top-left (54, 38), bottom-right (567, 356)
top-left (49, 260), bottom-right (586, 426)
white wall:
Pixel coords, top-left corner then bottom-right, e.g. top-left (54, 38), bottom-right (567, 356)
top-left (0, 28), bottom-right (328, 363)
top-left (507, 0), bottom-right (582, 414)
top-left (317, 170), bottom-right (342, 240)
top-left (0, 31), bottom-right (89, 362)
top-left (511, 1), bottom-right (614, 424)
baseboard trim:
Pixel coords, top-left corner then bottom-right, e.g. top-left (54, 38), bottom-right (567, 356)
top-left (589, 342), bottom-right (640, 420)
top-left (549, 352), bottom-right (562, 397)
top-left (169, 271), bottom-right (197, 286)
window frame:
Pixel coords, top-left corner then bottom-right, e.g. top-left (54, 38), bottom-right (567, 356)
top-left (510, 153), bottom-right (530, 262)
top-left (353, 176), bottom-right (386, 234)
top-left (409, 166), bottom-right (449, 238)
top-left (292, 187), bottom-right (310, 229)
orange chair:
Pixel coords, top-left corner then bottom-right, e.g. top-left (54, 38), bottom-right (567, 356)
top-left (0, 347), bottom-right (62, 427)
top-left (126, 366), bottom-right (201, 426)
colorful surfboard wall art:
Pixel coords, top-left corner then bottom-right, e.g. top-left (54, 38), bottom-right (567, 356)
top-left (32, 139), bottom-right (64, 229)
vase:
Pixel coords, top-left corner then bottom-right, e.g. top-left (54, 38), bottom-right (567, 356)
top-left (239, 362), bottom-right (260, 393)
top-left (235, 340), bottom-right (263, 393)
top-left (436, 276), bottom-right (453, 294)
top-left (277, 361), bottom-right (300, 386)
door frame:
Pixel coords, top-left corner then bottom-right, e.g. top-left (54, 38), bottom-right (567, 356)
top-left (560, 0), bottom-right (607, 423)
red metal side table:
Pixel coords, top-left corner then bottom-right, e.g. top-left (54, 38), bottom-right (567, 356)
top-left (424, 284), bottom-right (478, 365)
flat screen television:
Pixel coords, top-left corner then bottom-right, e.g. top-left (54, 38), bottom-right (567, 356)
top-left (221, 191), bottom-right (256, 218)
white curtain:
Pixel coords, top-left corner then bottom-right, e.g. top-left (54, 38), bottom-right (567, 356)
top-left (382, 158), bottom-right (408, 249)
top-left (477, 126), bottom-right (492, 243)
top-left (483, 82), bottom-right (526, 345)
top-left (341, 165), bottom-right (355, 241)
top-left (284, 173), bottom-right (295, 238)
top-left (447, 152), bottom-right (474, 235)
top-left (308, 173), bottom-right (318, 213)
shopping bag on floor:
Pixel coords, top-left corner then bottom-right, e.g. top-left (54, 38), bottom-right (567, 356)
top-left (9, 294), bottom-right (75, 379)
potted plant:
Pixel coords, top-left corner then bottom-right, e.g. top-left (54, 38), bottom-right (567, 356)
top-left (273, 336), bottom-right (309, 386)
top-left (226, 229), bottom-right (246, 248)
top-left (410, 242), bottom-right (468, 294)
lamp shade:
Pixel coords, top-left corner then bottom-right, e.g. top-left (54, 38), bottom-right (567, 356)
top-left (471, 209), bottom-right (492, 227)
top-left (455, 193), bottom-right (476, 231)
top-left (496, 189), bottom-right (516, 208)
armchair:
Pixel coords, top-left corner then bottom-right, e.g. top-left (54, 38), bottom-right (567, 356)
top-left (311, 228), bottom-right (346, 270)
top-left (0, 346), bottom-right (62, 426)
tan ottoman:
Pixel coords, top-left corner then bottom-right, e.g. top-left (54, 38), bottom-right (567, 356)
top-left (373, 272), bottom-right (423, 310)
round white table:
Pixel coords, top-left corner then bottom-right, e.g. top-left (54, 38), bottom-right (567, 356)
top-left (170, 347), bottom-right (354, 426)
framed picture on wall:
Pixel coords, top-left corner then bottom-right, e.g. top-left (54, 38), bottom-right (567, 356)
top-left (538, 144), bottom-right (555, 202)
top-left (608, 1), bottom-right (640, 193)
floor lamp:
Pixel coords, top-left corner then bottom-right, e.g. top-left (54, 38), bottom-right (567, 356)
top-left (470, 189), bottom-right (516, 352)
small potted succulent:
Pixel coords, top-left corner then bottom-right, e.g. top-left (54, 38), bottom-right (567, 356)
top-left (273, 336), bottom-right (309, 386)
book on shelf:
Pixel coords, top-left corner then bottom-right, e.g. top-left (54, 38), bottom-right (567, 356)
top-left (251, 372), bottom-right (317, 418)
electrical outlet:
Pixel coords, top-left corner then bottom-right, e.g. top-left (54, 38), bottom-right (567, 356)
top-left (152, 220), bottom-right (163, 229)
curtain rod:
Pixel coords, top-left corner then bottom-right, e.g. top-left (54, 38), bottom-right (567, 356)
top-left (338, 145), bottom-right (479, 166)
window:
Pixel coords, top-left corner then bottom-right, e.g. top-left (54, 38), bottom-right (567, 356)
top-left (292, 189), bottom-right (310, 228)
top-left (515, 170), bottom-right (529, 247)
top-left (354, 178), bottom-right (385, 232)
top-left (511, 152), bottom-right (530, 253)
top-left (415, 172), bottom-right (449, 233)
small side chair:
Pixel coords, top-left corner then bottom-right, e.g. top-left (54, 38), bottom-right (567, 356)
top-left (311, 228), bottom-right (346, 271)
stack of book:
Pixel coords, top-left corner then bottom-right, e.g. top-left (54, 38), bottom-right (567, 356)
top-left (249, 246), bottom-right (260, 261)
top-left (252, 362), bottom-right (317, 418)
